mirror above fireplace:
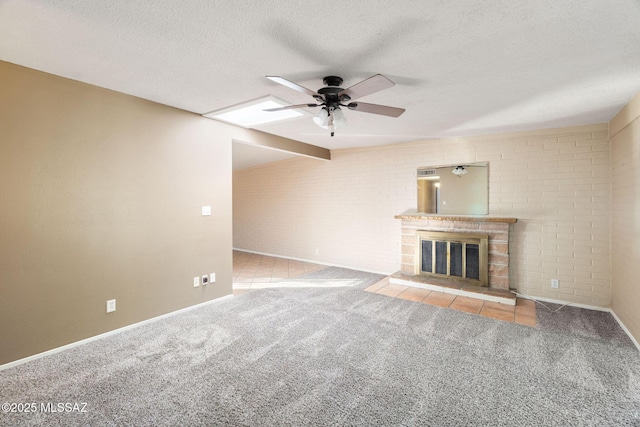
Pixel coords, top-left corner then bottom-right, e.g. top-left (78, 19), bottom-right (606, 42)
top-left (417, 162), bottom-right (488, 215)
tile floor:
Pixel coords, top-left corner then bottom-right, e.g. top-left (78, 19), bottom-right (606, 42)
top-left (233, 251), bottom-right (537, 327)
top-left (233, 250), bottom-right (324, 293)
top-left (364, 277), bottom-right (536, 326)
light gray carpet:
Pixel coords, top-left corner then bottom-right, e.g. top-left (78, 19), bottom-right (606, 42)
top-left (536, 301), bottom-right (634, 347)
top-left (2, 286), bottom-right (640, 426)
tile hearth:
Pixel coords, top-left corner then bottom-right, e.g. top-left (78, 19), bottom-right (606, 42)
top-left (365, 277), bottom-right (536, 327)
top-left (389, 271), bottom-right (517, 305)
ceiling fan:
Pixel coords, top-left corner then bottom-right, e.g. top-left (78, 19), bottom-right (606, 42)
top-left (264, 74), bottom-right (405, 137)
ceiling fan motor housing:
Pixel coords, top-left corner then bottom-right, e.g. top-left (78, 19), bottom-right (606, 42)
top-left (318, 76), bottom-right (350, 108)
top-left (322, 76), bottom-right (343, 87)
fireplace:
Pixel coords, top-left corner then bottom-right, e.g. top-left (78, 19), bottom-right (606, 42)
top-left (394, 212), bottom-right (517, 291)
top-left (416, 231), bottom-right (489, 286)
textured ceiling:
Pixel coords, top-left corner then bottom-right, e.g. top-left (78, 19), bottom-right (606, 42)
top-left (2, 0), bottom-right (640, 162)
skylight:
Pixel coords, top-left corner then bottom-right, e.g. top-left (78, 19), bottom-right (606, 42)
top-left (202, 95), bottom-right (305, 128)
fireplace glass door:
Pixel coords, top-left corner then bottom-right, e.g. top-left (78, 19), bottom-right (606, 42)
top-left (416, 231), bottom-right (488, 286)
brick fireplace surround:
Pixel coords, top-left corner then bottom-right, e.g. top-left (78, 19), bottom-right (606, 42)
top-left (392, 211), bottom-right (517, 304)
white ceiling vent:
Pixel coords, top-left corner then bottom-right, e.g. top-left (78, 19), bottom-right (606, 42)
top-left (417, 169), bottom-right (438, 177)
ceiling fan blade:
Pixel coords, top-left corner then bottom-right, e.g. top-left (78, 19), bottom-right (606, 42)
top-left (339, 74), bottom-right (395, 101)
top-left (266, 76), bottom-right (320, 97)
top-left (263, 103), bottom-right (319, 112)
top-left (347, 102), bottom-right (405, 118)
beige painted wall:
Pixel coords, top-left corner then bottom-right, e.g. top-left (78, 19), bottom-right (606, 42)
top-left (0, 61), bottom-right (238, 365)
top-left (610, 91), bottom-right (640, 344)
top-left (234, 124), bottom-right (611, 307)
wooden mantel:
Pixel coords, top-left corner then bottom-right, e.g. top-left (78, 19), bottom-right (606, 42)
top-left (394, 210), bottom-right (517, 224)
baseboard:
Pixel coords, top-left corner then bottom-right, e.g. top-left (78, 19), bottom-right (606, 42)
top-left (233, 247), bottom-right (391, 276)
top-left (610, 310), bottom-right (640, 352)
top-left (513, 293), bottom-right (611, 312)
top-left (0, 294), bottom-right (234, 371)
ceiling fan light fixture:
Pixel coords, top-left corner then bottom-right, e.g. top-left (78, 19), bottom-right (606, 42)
top-left (332, 107), bottom-right (347, 129)
top-left (452, 166), bottom-right (468, 177)
top-left (313, 107), bottom-right (330, 128)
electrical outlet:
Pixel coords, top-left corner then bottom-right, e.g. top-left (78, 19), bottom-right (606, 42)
top-left (551, 279), bottom-right (559, 289)
top-left (201, 275), bottom-right (208, 286)
top-left (210, 273), bottom-right (216, 284)
top-left (193, 276), bottom-right (200, 287)
top-left (201, 206), bottom-right (211, 216)
top-left (106, 299), bottom-right (116, 313)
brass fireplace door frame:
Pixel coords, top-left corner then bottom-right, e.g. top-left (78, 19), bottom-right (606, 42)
top-left (415, 231), bottom-right (489, 286)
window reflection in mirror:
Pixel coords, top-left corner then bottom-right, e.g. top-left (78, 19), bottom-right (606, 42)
top-left (417, 162), bottom-right (488, 215)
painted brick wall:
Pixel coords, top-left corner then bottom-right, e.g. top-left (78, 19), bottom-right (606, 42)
top-left (233, 124), bottom-right (611, 307)
top-left (610, 92), bottom-right (640, 343)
